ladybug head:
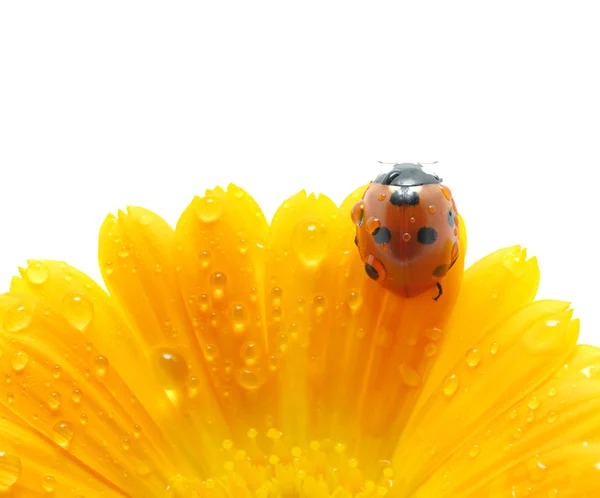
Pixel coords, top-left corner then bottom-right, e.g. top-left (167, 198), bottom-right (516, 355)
top-left (374, 163), bottom-right (442, 187)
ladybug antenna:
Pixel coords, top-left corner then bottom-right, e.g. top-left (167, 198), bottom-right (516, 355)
top-left (418, 161), bottom-right (439, 165)
top-left (377, 160), bottom-right (398, 165)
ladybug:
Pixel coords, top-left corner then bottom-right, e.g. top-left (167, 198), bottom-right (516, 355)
top-left (351, 162), bottom-right (459, 300)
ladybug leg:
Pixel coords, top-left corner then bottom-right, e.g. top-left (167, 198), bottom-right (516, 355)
top-left (433, 282), bottom-right (443, 301)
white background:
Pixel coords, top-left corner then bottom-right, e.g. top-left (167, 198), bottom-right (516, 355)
top-left (1, 2), bottom-right (598, 342)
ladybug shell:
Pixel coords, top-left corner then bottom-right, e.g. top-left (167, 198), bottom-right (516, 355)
top-left (352, 182), bottom-right (460, 299)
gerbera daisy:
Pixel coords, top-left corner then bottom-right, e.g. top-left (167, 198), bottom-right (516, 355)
top-left (0, 182), bottom-right (598, 497)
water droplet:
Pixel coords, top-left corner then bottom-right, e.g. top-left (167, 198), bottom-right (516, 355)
top-left (409, 217), bottom-right (416, 224)
top-left (240, 342), bottom-right (259, 365)
top-left (26, 261), bottom-right (49, 285)
top-left (195, 195), bottom-right (223, 223)
top-left (203, 344), bottom-right (218, 362)
top-left (10, 351), bottom-right (29, 372)
top-left (231, 304), bottom-right (246, 333)
top-left (79, 413), bottom-right (88, 425)
top-left (237, 368), bottom-right (261, 390)
top-left (93, 356), bottom-right (109, 378)
top-left (139, 214), bottom-right (153, 225)
top-left (210, 272), bottom-right (227, 300)
top-left (527, 411), bottom-right (536, 423)
top-left (547, 411), bottom-right (558, 423)
top-left (42, 475), bottom-right (56, 493)
top-left (468, 445), bottom-right (480, 458)
top-left (62, 292), bottom-right (94, 331)
top-left (292, 220), bottom-right (328, 267)
top-left (527, 396), bottom-right (541, 410)
top-left (351, 201), bottom-right (365, 226)
top-left (428, 205), bottom-right (436, 214)
top-left (118, 246), bottom-right (129, 258)
top-left (378, 193), bottom-right (387, 201)
top-left (0, 448), bottom-right (21, 491)
top-left (104, 262), bottom-right (114, 275)
top-left (366, 217), bottom-right (381, 234)
top-left (52, 365), bottom-right (61, 379)
top-left (52, 421), bottom-right (73, 448)
top-left (399, 364), bottom-right (421, 387)
top-left (424, 327), bottom-right (444, 341)
top-left (134, 425), bottom-right (142, 439)
top-left (489, 342), bottom-right (499, 355)
top-left (548, 387), bottom-right (557, 397)
top-left (198, 251), bottom-right (211, 269)
top-left (509, 409), bottom-right (518, 420)
top-left (6, 393), bottom-right (13, 404)
top-left (268, 355), bottom-right (278, 372)
top-left (402, 233), bottom-right (411, 242)
top-left (152, 348), bottom-right (188, 389)
top-left (3, 303), bottom-right (34, 333)
top-left (465, 349), bottom-right (481, 368)
top-left (122, 438), bottom-right (131, 451)
top-left (502, 251), bottom-right (526, 276)
top-left (48, 392), bottom-right (61, 411)
top-left (424, 343), bottom-right (437, 357)
top-left (442, 374), bottom-right (459, 397)
top-left (71, 389), bottom-right (82, 404)
top-left (491, 289), bottom-right (499, 299)
top-left (313, 295), bottom-right (326, 313)
top-left (347, 291), bottom-right (362, 311)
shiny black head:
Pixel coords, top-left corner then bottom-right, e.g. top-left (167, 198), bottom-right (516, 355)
top-left (374, 163), bottom-right (442, 187)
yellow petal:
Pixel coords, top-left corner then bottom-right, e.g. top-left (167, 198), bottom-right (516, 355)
top-left (0, 292), bottom-right (181, 495)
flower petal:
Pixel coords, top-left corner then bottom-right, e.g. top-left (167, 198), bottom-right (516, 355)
top-left (412, 345), bottom-right (600, 497)
top-left (173, 184), bottom-right (274, 440)
top-left (0, 292), bottom-right (185, 495)
top-left (394, 299), bottom-right (579, 494)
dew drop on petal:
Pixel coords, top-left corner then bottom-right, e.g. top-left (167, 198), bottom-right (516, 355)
top-left (468, 445), bottom-right (480, 458)
top-left (48, 392), bottom-right (61, 411)
top-left (26, 261), bottom-right (49, 285)
top-left (240, 342), bottom-right (259, 365)
top-left (231, 304), bottom-right (247, 333)
top-left (399, 364), bottom-right (421, 387)
top-left (489, 342), bottom-right (499, 355)
top-left (79, 413), bottom-right (88, 425)
top-left (10, 351), bottom-right (29, 372)
top-left (0, 448), bottom-right (21, 492)
top-left (292, 220), bottom-right (328, 267)
top-left (465, 349), bottom-right (481, 368)
top-left (41, 475), bottom-right (56, 493)
top-left (3, 303), bottom-right (34, 333)
top-left (194, 195), bottom-right (223, 223)
top-left (152, 348), bottom-right (188, 389)
top-left (366, 217), bottom-right (381, 234)
top-left (210, 272), bottom-right (227, 300)
top-left (93, 356), bottom-right (109, 378)
top-left (526, 456), bottom-right (548, 482)
top-left (62, 292), bottom-right (94, 331)
top-left (347, 290), bottom-right (362, 311)
top-left (237, 368), bottom-right (261, 390)
top-left (71, 389), bottom-right (82, 404)
top-left (424, 343), bottom-right (437, 357)
top-left (424, 327), bottom-right (444, 341)
top-left (52, 421), bottom-right (73, 448)
top-left (442, 374), bottom-right (459, 397)
top-left (198, 251), bottom-right (211, 269)
top-left (547, 411), bottom-right (558, 424)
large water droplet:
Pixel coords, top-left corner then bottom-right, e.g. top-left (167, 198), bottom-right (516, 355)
top-left (195, 195), bottom-right (223, 223)
top-left (347, 290), bottom-right (362, 311)
top-left (26, 261), bottom-right (49, 285)
top-left (210, 272), bottom-right (227, 300)
top-left (62, 292), bottom-right (94, 331)
top-left (10, 351), bottom-right (29, 372)
top-left (237, 368), bottom-right (261, 390)
top-left (502, 250), bottom-right (526, 277)
top-left (152, 348), bottom-right (188, 389)
top-left (442, 374), bottom-right (459, 397)
top-left (240, 342), bottom-right (259, 365)
top-left (47, 392), bottom-right (61, 411)
top-left (292, 220), bottom-right (328, 267)
top-left (3, 303), bottom-right (34, 333)
top-left (52, 421), bottom-right (73, 449)
top-left (0, 447), bottom-right (21, 491)
top-left (231, 304), bottom-right (247, 333)
top-left (465, 349), bottom-right (481, 368)
top-left (93, 356), bottom-right (109, 378)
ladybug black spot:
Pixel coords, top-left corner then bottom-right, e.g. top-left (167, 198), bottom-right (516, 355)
top-left (365, 263), bottom-right (379, 280)
top-left (417, 227), bottom-right (438, 245)
top-left (433, 263), bottom-right (449, 277)
top-left (390, 187), bottom-right (419, 207)
top-left (372, 226), bottom-right (391, 244)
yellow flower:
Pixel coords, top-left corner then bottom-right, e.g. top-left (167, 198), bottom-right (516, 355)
top-left (0, 183), bottom-right (598, 497)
